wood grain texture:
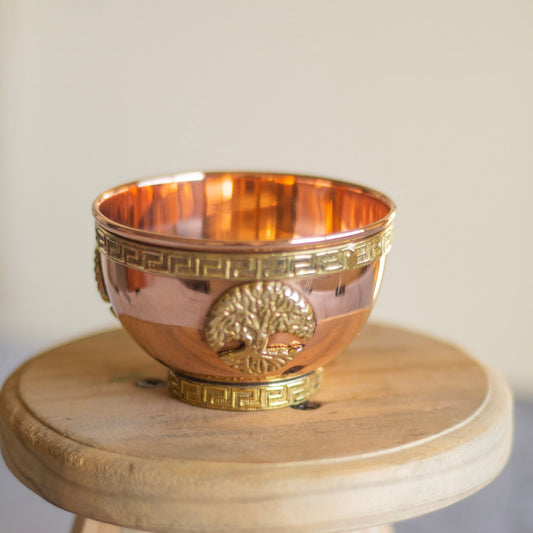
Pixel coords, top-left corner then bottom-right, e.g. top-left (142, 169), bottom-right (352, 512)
top-left (0, 324), bottom-right (512, 533)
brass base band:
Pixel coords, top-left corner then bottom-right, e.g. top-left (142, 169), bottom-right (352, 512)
top-left (168, 369), bottom-right (323, 411)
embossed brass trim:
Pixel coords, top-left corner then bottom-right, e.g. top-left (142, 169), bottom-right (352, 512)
top-left (95, 224), bottom-right (393, 281)
top-left (168, 368), bottom-right (323, 411)
top-left (205, 281), bottom-right (316, 375)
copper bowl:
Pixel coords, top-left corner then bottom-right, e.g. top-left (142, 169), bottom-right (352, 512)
top-left (93, 171), bottom-right (396, 410)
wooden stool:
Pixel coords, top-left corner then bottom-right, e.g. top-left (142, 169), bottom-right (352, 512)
top-left (0, 324), bottom-right (512, 533)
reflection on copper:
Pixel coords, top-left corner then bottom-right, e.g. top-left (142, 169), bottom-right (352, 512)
top-left (94, 172), bottom-right (395, 250)
top-left (118, 308), bottom-right (372, 382)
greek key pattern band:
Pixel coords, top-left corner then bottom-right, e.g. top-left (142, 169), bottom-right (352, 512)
top-left (96, 224), bottom-right (393, 281)
top-left (168, 369), bottom-right (323, 411)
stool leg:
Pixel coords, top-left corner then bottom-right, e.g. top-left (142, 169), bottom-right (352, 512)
top-left (70, 517), bottom-right (395, 533)
top-left (349, 526), bottom-right (395, 533)
top-left (70, 515), bottom-right (149, 533)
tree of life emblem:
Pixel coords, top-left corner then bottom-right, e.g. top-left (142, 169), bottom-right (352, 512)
top-left (204, 281), bottom-right (316, 375)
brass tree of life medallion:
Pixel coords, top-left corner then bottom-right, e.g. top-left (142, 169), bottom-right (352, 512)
top-left (204, 281), bottom-right (316, 375)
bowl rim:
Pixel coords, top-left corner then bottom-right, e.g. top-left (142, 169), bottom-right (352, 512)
top-left (92, 170), bottom-right (396, 252)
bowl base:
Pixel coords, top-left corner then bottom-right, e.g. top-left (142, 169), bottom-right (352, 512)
top-left (168, 368), bottom-right (323, 411)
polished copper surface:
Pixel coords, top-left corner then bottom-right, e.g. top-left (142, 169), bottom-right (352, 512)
top-left (93, 171), bottom-right (396, 408)
top-left (93, 172), bottom-right (394, 250)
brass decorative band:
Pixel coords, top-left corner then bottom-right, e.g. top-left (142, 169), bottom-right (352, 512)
top-left (96, 224), bottom-right (393, 282)
top-left (168, 368), bottom-right (323, 411)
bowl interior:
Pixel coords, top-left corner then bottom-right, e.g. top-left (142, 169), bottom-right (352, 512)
top-left (95, 172), bottom-right (393, 246)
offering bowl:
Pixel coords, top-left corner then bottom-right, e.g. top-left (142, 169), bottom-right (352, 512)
top-left (93, 171), bottom-right (395, 410)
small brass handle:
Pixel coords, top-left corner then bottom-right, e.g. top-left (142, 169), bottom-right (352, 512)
top-left (94, 248), bottom-right (110, 303)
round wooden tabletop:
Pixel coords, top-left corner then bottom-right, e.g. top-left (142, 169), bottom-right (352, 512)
top-left (0, 324), bottom-right (512, 533)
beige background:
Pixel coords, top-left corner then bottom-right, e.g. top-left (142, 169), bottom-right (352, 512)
top-left (0, 2), bottom-right (532, 532)
top-left (1, 0), bottom-right (532, 400)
